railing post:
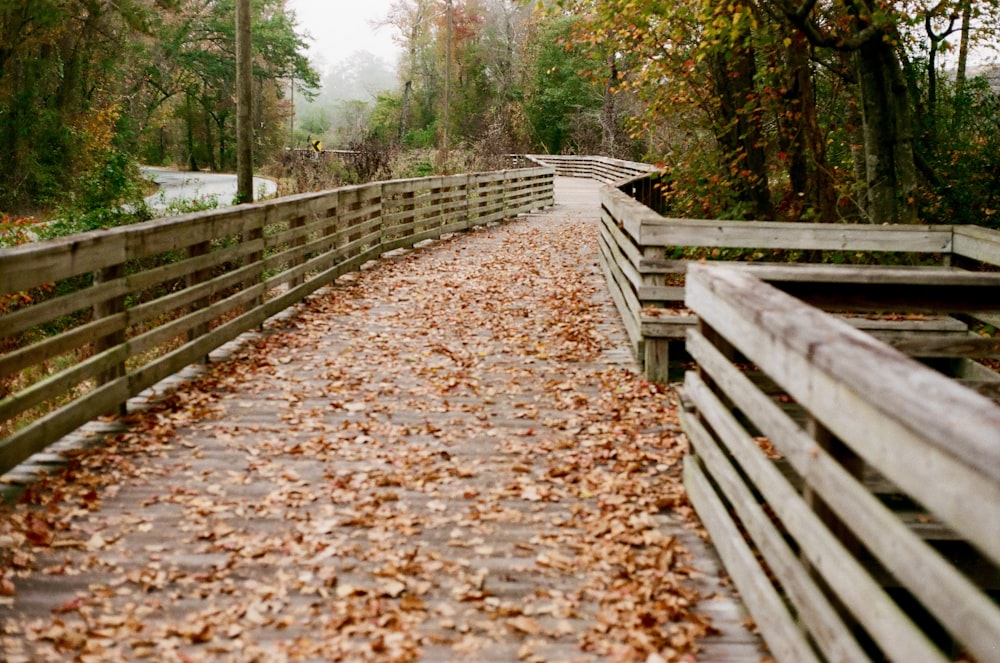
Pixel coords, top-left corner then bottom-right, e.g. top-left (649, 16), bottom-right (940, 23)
top-left (242, 210), bottom-right (264, 318)
top-left (803, 417), bottom-right (863, 556)
top-left (186, 240), bottom-right (212, 363)
top-left (463, 174), bottom-right (473, 230)
top-left (94, 263), bottom-right (127, 415)
top-left (289, 213), bottom-right (306, 289)
top-left (801, 415), bottom-right (863, 637)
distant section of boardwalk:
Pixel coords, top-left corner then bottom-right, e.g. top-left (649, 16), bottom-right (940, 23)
top-left (0, 177), bottom-right (764, 662)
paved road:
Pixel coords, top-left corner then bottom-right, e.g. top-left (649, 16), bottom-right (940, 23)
top-left (143, 167), bottom-right (277, 212)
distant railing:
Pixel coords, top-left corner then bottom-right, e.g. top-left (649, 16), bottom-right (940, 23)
top-left (529, 155), bottom-right (1000, 660)
top-left (598, 168), bottom-right (1000, 381)
top-left (0, 165), bottom-right (554, 474)
top-left (680, 263), bottom-right (1000, 662)
top-left (524, 154), bottom-right (657, 184)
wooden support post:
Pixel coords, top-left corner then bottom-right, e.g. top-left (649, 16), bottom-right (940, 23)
top-left (290, 215), bottom-right (306, 289)
top-left (644, 338), bottom-right (671, 383)
top-left (801, 415), bottom-right (864, 634)
top-left (402, 188), bottom-right (415, 243)
top-left (243, 218), bottom-right (264, 319)
top-left (94, 264), bottom-right (127, 415)
top-left (699, 321), bottom-right (738, 375)
top-left (802, 416), bottom-right (864, 554)
top-left (463, 174), bottom-right (473, 229)
top-left (642, 245), bottom-right (663, 262)
top-left (187, 240), bottom-right (212, 362)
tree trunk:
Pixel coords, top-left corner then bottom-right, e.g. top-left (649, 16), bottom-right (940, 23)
top-left (400, 80), bottom-right (412, 142)
top-left (186, 91), bottom-right (198, 172)
top-left (781, 33), bottom-right (838, 221)
top-left (956, 0), bottom-right (972, 92)
top-left (602, 53), bottom-right (618, 157)
top-left (204, 103), bottom-right (218, 172)
top-left (847, 101), bottom-right (866, 215)
top-left (708, 41), bottom-right (773, 219)
top-left (217, 114), bottom-right (228, 171)
top-left (856, 40), bottom-right (918, 224)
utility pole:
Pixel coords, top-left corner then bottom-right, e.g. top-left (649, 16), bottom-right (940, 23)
top-left (289, 78), bottom-right (295, 149)
top-left (443, 0), bottom-right (452, 165)
top-left (236, 0), bottom-right (253, 203)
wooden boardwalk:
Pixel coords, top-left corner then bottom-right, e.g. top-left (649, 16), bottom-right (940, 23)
top-left (0, 178), bottom-right (764, 662)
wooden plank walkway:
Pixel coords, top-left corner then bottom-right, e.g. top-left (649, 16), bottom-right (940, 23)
top-left (0, 177), bottom-right (765, 662)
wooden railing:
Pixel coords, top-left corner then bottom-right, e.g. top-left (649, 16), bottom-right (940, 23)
top-left (0, 166), bottom-right (554, 475)
top-left (599, 169), bottom-right (1000, 381)
top-left (525, 154), bottom-right (657, 184)
top-left (680, 263), bottom-right (1000, 662)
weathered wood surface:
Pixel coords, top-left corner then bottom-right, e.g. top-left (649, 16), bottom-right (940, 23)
top-left (638, 218), bottom-right (954, 252)
top-left (597, 166), bottom-right (1000, 379)
top-left (0, 167), bottom-right (553, 475)
top-left (529, 154), bottom-right (657, 184)
top-left (680, 264), bottom-right (1000, 663)
top-left (0, 177), bottom-right (764, 662)
top-left (953, 224), bottom-right (1000, 264)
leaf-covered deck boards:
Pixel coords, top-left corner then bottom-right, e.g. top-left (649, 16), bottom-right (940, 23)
top-left (0, 178), bottom-right (764, 662)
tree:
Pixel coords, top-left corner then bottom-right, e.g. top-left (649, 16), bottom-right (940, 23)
top-left (558, 0), bottom-right (776, 217)
top-left (769, 1), bottom-right (917, 223)
top-left (0, 0), bottom-right (316, 214)
top-left (384, 0), bottom-right (441, 143)
top-left (156, 0), bottom-right (316, 172)
top-left (550, 0), bottom-right (1000, 225)
top-left (0, 0), bottom-right (155, 212)
top-left (378, 0), bottom-right (538, 157)
top-left (523, 15), bottom-right (605, 154)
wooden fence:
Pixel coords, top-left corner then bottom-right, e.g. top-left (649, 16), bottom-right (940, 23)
top-left (680, 263), bottom-right (1000, 662)
top-left (598, 168), bottom-right (1000, 381)
top-left (524, 154), bottom-right (657, 184)
top-left (0, 165), bottom-right (554, 475)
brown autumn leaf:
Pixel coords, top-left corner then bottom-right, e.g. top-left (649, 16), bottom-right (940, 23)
top-left (0, 188), bottom-right (729, 663)
top-left (23, 516), bottom-right (53, 547)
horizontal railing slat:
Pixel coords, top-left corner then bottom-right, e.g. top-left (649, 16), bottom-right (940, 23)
top-left (0, 379), bottom-right (132, 473)
top-left (639, 219), bottom-right (954, 252)
top-left (685, 328), bottom-right (1000, 661)
top-left (686, 266), bottom-right (1000, 558)
top-left (682, 376), bottom-right (947, 662)
top-left (0, 344), bottom-right (129, 423)
top-left (953, 224), bottom-right (1000, 264)
top-left (1, 166), bottom-right (554, 476)
top-left (682, 457), bottom-right (822, 663)
top-left (0, 313), bottom-right (125, 377)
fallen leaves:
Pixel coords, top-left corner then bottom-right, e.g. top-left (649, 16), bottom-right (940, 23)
top-left (0, 199), bottom-right (717, 662)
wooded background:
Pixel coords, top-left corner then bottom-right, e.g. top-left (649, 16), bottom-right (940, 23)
top-left (1, 1), bottom-right (998, 228)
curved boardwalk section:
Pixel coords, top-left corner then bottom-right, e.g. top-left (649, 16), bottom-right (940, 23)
top-left (0, 178), bottom-right (761, 662)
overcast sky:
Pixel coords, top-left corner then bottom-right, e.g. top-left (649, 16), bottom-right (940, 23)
top-left (286, 0), bottom-right (402, 71)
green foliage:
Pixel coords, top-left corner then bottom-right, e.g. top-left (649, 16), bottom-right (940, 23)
top-left (411, 160), bottom-right (436, 178)
top-left (0, 0), bottom-right (317, 216)
top-left (555, 0), bottom-right (1000, 225)
top-left (917, 74), bottom-right (1000, 229)
top-left (0, 1), bottom-right (152, 212)
top-left (77, 148), bottom-right (143, 214)
top-left (405, 123), bottom-right (440, 149)
top-left (39, 205), bottom-right (152, 240)
top-left (367, 92), bottom-right (404, 144)
top-left (158, 194), bottom-right (221, 217)
top-left (523, 16), bottom-right (603, 154)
